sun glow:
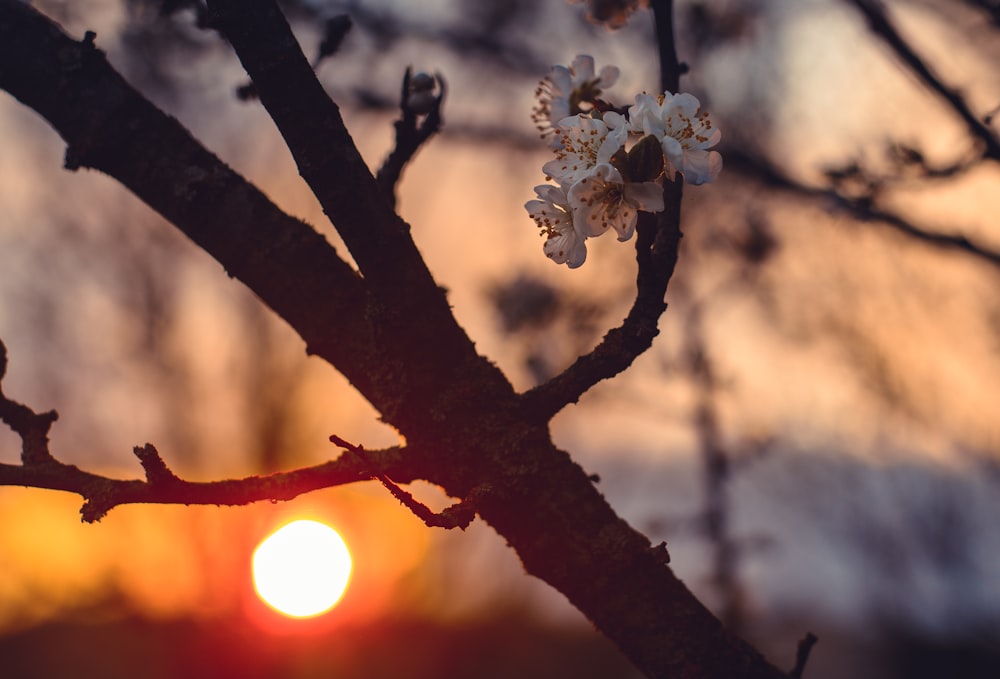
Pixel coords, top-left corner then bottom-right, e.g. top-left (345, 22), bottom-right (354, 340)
top-left (252, 519), bottom-right (353, 618)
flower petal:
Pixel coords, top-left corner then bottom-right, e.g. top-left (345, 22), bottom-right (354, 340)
top-left (625, 181), bottom-right (665, 213)
top-left (660, 135), bottom-right (684, 175)
top-left (532, 183), bottom-right (567, 204)
top-left (544, 229), bottom-right (588, 268)
top-left (597, 64), bottom-right (620, 88)
top-left (602, 111), bottom-right (629, 133)
top-left (669, 92), bottom-right (702, 116)
top-left (549, 65), bottom-right (573, 96)
top-left (570, 54), bottom-right (596, 84)
top-left (682, 149), bottom-right (723, 185)
top-left (610, 206), bottom-right (639, 241)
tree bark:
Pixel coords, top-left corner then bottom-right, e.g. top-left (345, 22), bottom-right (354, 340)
top-left (0, 2), bottom-right (790, 676)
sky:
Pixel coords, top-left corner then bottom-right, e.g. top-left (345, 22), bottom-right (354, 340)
top-left (1, 1), bottom-right (1000, 677)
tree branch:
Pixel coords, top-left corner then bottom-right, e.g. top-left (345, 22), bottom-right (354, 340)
top-left (651, 0), bottom-right (683, 93)
top-left (0, 0), bottom-right (390, 398)
top-left (376, 68), bottom-right (446, 208)
top-left (0, 445), bottom-right (404, 523)
top-left (788, 633), bottom-right (819, 679)
top-left (520, 0), bottom-right (687, 420)
top-left (204, 0), bottom-right (512, 433)
top-left (331, 434), bottom-right (477, 530)
top-left (205, 0), bottom-right (443, 298)
top-left (0, 3), bottom-right (796, 676)
top-left (0, 343), bottom-right (58, 467)
top-left (845, 0), bottom-right (1000, 161)
top-left (0, 0), bottom-right (511, 434)
top-left (520, 199), bottom-right (683, 419)
top-left (727, 150), bottom-right (1000, 270)
top-left (1, 336), bottom-right (411, 522)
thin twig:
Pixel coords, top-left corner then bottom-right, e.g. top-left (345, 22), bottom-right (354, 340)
top-left (376, 68), bottom-right (446, 207)
top-left (330, 434), bottom-right (476, 529)
top-left (0, 337), bottom-right (406, 521)
top-left (650, 0), bottom-right (682, 93)
top-left (845, 0), bottom-right (1000, 160)
top-left (520, 2), bottom-right (687, 420)
top-left (789, 632), bottom-right (819, 679)
top-left (726, 150), bottom-right (1000, 270)
top-left (0, 440), bottom-right (395, 523)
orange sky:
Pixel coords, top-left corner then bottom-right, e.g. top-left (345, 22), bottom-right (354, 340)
top-left (1, 0), bottom-right (999, 642)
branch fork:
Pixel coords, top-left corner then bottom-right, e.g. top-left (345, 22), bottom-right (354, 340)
top-left (330, 434), bottom-right (478, 530)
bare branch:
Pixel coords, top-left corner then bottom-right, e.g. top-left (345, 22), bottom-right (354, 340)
top-left (651, 0), bottom-right (683, 93)
top-left (789, 633), bottom-right (819, 679)
top-left (376, 68), bottom-right (446, 208)
top-left (521, 181), bottom-right (684, 420)
top-left (0, 336), bottom-right (413, 522)
top-left (205, 0), bottom-right (443, 299)
top-left (727, 150), bottom-right (1000, 270)
top-left (960, 0), bottom-right (1000, 26)
top-left (845, 0), bottom-right (1000, 161)
top-left (519, 0), bottom-right (690, 419)
top-left (204, 0), bottom-right (507, 433)
top-left (0, 342), bottom-right (58, 467)
top-left (331, 434), bottom-right (476, 530)
top-left (0, 0), bottom-right (510, 436)
top-left (0, 1), bottom-right (390, 399)
top-left (0, 443), bottom-right (404, 523)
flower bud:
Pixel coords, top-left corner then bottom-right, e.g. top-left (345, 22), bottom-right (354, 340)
top-left (410, 72), bottom-right (435, 93)
top-left (407, 90), bottom-right (437, 115)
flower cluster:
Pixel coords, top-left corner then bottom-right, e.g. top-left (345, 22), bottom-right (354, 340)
top-left (526, 55), bottom-right (723, 268)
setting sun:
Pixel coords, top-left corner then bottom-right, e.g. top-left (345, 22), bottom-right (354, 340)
top-left (252, 519), bottom-right (353, 618)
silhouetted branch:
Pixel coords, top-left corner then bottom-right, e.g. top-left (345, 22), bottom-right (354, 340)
top-left (520, 1), bottom-right (688, 419)
top-left (0, 0), bottom-right (388, 398)
top-left (727, 151), bottom-right (1000, 270)
top-left (0, 343), bottom-right (58, 467)
top-left (206, 0), bottom-right (446, 301)
top-left (331, 434), bottom-right (477, 530)
top-left (789, 633), bottom-right (819, 679)
top-left (0, 0), bottom-right (492, 432)
top-left (206, 0), bottom-right (494, 433)
top-left (521, 197), bottom-right (683, 419)
top-left (845, 0), bottom-right (1000, 161)
top-left (234, 13), bottom-right (352, 101)
top-left (857, 203), bottom-right (1000, 267)
top-left (312, 14), bottom-right (353, 68)
top-left (0, 2), bottom-right (797, 676)
top-left (0, 441), bottom-right (405, 523)
top-left (651, 0), bottom-right (683, 93)
top-left (960, 0), bottom-right (1000, 27)
top-left (825, 141), bottom-right (981, 189)
top-left (376, 68), bottom-right (446, 207)
top-left (0, 337), bottom-right (409, 521)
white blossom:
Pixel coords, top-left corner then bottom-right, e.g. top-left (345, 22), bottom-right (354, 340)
top-left (568, 163), bottom-right (664, 242)
top-left (542, 114), bottom-right (627, 186)
top-left (622, 92), bottom-right (722, 185)
top-left (532, 55), bottom-right (619, 143)
top-left (527, 56), bottom-right (723, 268)
top-left (525, 184), bottom-right (589, 268)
